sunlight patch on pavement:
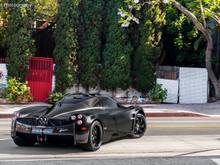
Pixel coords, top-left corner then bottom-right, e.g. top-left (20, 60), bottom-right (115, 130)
top-left (212, 159), bottom-right (220, 165)
top-left (0, 138), bottom-right (10, 141)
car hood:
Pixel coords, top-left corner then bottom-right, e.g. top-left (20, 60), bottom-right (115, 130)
top-left (19, 106), bottom-right (50, 118)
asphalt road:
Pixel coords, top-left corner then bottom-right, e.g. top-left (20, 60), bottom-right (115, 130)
top-left (147, 117), bottom-right (220, 136)
top-left (0, 117), bottom-right (220, 164)
top-left (0, 157), bottom-right (219, 165)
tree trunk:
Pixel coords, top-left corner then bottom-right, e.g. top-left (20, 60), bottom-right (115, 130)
top-left (215, 27), bottom-right (220, 79)
top-left (205, 36), bottom-right (220, 98)
top-left (171, 0), bottom-right (220, 98)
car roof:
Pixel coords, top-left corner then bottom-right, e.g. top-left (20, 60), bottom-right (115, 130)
top-left (63, 93), bottom-right (115, 106)
top-left (64, 93), bottom-right (112, 99)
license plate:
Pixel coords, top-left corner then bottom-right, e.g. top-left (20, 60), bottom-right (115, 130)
top-left (32, 127), bottom-right (42, 134)
top-left (43, 128), bottom-right (53, 135)
top-left (32, 128), bottom-right (53, 135)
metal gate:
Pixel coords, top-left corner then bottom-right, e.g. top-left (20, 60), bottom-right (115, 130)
top-left (26, 57), bottom-right (53, 102)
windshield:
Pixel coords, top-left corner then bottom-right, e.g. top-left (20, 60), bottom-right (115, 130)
top-left (46, 96), bottom-right (99, 117)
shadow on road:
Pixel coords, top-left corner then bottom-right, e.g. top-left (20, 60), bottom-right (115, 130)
top-left (0, 137), bottom-right (129, 155)
top-left (0, 139), bottom-right (86, 155)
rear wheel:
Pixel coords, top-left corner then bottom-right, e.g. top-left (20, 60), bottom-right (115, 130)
top-left (82, 121), bottom-right (103, 151)
top-left (13, 136), bottom-right (35, 147)
top-left (130, 113), bottom-right (146, 138)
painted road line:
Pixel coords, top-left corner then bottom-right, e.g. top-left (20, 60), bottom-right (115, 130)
top-left (212, 159), bottom-right (220, 165)
top-left (0, 138), bottom-right (10, 141)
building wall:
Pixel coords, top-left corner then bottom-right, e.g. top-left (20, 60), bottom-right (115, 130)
top-left (0, 64), bottom-right (7, 88)
top-left (157, 67), bottom-right (208, 104)
top-left (179, 67), bottom-right (208, 104)
top-left (157, 78), bottom-right (179, 103)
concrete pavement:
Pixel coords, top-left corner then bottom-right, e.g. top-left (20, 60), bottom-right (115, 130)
top-left (0, 157), bottom-right (220, 165)
top-left (0, 135), bottom-right (219, 158)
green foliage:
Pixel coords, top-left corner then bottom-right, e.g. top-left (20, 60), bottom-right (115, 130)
top-left (149, 84), bottom-right (167, 102)
top-left (165, 2), bottom-right (200, 50)
top-left (144, 0), bottom-right (166, 47)
top-left (176, 51), bottom-right (205, 67)
top-left (0, 0), bottom-right (7, 48)
top-left (119, 0), bottom-right (165, 47)
top-left (78, 0), bottom-right (103, 89)
top-left (48, 92), bottom-right (63, 104)
top-left (0, 25), bottom-right (6, 48)
top-left (164, 0), bottom-right (220, 50)
top-left (118, 1), bottom-right (162, 92)
top-left (6, 78), bottom-right (32, 102)
top-left (133, 45), bottom-right (158, 93)
top-left (101, 0), bottom-right (133, 90)
top-left (53, 0), bottom-right (79, 92)
top-left (6, 0), bottom-right (35, 81)
top-left (34, 0), bottom-right (58, 21)
top-left (129, 9), bottom-right (158, 93)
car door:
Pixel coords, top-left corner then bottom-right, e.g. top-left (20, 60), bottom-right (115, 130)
top-left (114, 106), bottom-right (133, 134)
top-left (95, 99), bottom-right (117, 141)
top-left (101, 97), bottom-right (133, 135)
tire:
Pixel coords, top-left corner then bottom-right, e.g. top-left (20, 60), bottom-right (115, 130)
top-left (13, 136), bottom-right (35, 147)
top-left (82, 121), bottom-right (103, 151)
top-left (130, 113), bottom-right (146, 138)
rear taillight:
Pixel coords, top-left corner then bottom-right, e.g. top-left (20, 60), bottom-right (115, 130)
top-left (71, 114), bottom-right (84, 125)
top-left (76, 120), bottom-right (83, 125)
top-left (70, 115), bottom-right (76, 121)
top-left (77, 114), bottom-right (83, 119)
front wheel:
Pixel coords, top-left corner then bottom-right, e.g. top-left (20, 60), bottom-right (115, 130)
top-left (130, 113), bottom-right (146, 138)
top-left (82, 121), bottom-right (103, 151)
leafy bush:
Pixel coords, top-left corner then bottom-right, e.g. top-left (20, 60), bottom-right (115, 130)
top-left (6, 78), bottom-right (33, 102)
top-left (48, 92), bottom-right (63, 104)
top-left (149, 84), bottom-right (167, 103)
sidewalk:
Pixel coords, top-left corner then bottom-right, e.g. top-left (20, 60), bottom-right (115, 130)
top-left (0, 102), bottom-right (220, 118)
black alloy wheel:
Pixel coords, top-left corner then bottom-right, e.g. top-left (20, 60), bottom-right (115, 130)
top-left (131, 113), bottom-right (146, 138)
top-left (82, 120), bottom-right (103, 151)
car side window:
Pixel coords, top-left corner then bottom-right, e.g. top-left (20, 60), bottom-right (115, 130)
top-left (95, 100), bottom-right (103, 107)
top-left (101, 97), bottom-right (118, 108)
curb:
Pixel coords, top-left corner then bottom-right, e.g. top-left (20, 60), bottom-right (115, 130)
top-left (0, 114), bottom-right (14, 119)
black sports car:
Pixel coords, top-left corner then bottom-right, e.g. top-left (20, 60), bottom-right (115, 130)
top-left (11, 93), bottom-right (146, 151)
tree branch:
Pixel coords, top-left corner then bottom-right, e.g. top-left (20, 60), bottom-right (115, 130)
top-left (170, 0), bottom-right (211, 43)
top-left (169, 0), bottom-right (220, 97)
top-left (199, 0), bottom-right (207, 28)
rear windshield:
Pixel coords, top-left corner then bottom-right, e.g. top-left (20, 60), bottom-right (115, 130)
top-left (61, 95), bottom-right (98, 107)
